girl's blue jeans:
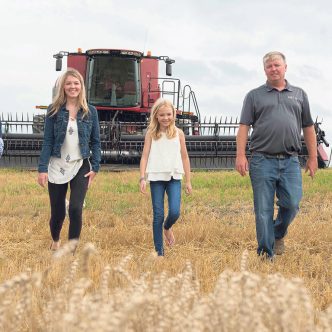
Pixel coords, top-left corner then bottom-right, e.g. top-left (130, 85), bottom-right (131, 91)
top-left (249, 153), bottom-right (302, 257)
top-left (150, 178), bottom-right (181, 256)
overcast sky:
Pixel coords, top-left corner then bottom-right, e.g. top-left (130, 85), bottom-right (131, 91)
top-left (1, 0), bottom-right (331, 160)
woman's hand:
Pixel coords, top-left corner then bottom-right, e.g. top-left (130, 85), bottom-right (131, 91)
top-left (38, 173), bottom-right (48, 188)
top-left (84, 171), bottom-right (97, 188)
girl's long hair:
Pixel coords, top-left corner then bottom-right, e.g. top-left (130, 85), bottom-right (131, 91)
top-left (48, 68), bottom-right (89, 117)
top-left (148, 98), bottom-right (177, 140)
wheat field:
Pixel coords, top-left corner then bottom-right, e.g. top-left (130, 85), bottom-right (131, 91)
top-left (0, 168), bottom-right (331, 331)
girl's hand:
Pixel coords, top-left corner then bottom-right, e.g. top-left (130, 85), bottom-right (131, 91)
top-left (140, 179), bottom-right (147, 194)
top-left (38, 172), bottom-right (48, 188)
top-left (185, 182), bottom-right (192, 195)
top-left (84, 171), bottom-right (97, 188)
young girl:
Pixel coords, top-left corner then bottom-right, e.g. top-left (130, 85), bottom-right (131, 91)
top-left (139, 98), bottom-right (192, 256)
top-left (37, 68), bottom-right (101, 251)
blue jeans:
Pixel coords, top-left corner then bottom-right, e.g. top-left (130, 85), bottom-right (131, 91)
top-left (150, 178), bottom-right (181, 256)
top-left (249, 153), bottom-right (302, 257)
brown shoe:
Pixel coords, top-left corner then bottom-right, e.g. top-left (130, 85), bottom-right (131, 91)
top-left (274, 238), bottom-right (285, 255)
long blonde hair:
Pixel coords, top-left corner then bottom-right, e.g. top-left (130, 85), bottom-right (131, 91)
top-left (148, 98), bottom-right (177, 140)
top-left (49, 68), bottom-right (89, 117)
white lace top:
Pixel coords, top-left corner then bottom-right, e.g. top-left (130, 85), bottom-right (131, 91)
top-left (48, 118), bottom-right (83, 184)
top-left (146, 129), bottom-right (184, 181)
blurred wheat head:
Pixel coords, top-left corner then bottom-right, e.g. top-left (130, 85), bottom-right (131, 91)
top-left (0, 244), bottom-right (331, 332)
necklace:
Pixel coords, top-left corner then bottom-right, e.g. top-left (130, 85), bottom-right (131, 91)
top-left (68, 109), bottom-right (78, 120)
top-left (66, 102), bottom-right (79, 120)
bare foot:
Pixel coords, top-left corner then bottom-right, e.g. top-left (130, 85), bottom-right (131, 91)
top-left (50, 240), bottom-right (61, 251)
top-left (164, 228), bottom-right (175, 246)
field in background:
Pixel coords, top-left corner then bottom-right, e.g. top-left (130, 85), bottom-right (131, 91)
top-left (0, 169), bottom-right (331, 331)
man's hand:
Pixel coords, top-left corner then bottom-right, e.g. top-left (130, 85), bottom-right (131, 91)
top-left (236, 124), bottom-right (250, 176)
top-left (305, 157), bottom-right (318, 179)
top-left (303, 125), bottom-right (318, 179)
top-left (236, 155), bottom-right (249, 176)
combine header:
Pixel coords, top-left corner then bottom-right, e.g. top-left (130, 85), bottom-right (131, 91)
top-left (0, 48), bottom-right (330, 169)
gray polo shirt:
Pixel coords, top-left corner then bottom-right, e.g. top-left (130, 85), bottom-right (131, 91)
top-left (240, 81), bottom-right (314, 155)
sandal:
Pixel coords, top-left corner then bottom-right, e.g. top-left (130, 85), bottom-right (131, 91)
top-left (164, 229), bottom-right (175, 246)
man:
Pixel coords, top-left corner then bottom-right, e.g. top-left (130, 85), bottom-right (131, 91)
top-left (236, 51), bottom-right (318, 258)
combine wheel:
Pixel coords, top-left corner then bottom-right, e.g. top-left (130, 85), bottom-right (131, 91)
top-left (317, 157), bottom-right (328, 169)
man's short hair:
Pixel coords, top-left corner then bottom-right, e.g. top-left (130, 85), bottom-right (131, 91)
top-left (263, 51), bottom-right (286, 65)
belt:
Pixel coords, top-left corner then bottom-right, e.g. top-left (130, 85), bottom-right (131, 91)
top-left (253, 152), bottom-right (293, 159)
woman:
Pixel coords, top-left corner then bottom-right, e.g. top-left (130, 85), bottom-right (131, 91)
top-left (38, 68), bottom-right (101, 250)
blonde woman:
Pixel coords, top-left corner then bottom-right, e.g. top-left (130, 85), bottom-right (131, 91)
top-left (140, 98), bottom-right (192, 256)
top-left (38, 68), bottom-right (101, 250)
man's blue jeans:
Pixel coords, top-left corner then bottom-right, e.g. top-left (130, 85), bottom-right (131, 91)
top-left (150, 178), bottom-right (181, 256)
top-left (249, 153), bottom-right (302, 257)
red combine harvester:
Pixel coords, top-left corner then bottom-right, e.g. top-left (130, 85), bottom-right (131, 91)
top-left (54, 49), bottom-right (197, 123)
top-left (0, 48), bottom-right (330, 169)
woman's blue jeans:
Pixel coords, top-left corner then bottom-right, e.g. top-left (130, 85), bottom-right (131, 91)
top-left (150, 178), bottom-right (181, 256)
top-left (249, 153), bottom-right (302, 257)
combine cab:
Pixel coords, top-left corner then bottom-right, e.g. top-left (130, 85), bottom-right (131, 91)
top-left (0, 48), bottom-right (330, 169)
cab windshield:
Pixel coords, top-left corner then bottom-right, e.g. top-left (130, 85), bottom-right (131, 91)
top-left (87, 56), bottom-right (140, 107)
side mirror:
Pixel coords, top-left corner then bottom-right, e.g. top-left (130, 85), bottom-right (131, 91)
top-left (56, 58), bottom-right (62, 71)
top-left (166, 63), bottom-right (172, 76)
top-left (53, 52), bottom-right (67, 71)
top-left (158, 56), bottom-right (175, 76)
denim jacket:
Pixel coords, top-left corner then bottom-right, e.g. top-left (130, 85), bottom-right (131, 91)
top-left (38, 104), bottom-right (101, 173)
